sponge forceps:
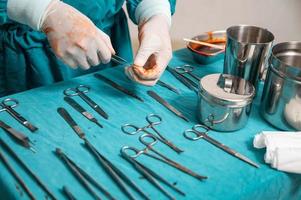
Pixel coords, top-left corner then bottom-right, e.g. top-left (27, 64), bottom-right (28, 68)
top-left (121, 114), bottom-right (183, 154)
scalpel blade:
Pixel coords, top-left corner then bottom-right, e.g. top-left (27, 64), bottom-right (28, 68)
top-left (147, 91), bottom-right (189, 122)
top-left (64, 97), bottom-right (103, 128)
top-left (57, 107), bottom-right (85, 139)
top-left (94, 74), bottom-right (144, 102)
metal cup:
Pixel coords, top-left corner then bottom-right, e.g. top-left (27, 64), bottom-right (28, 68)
top-left (223, 25), bottom-right (274, 91)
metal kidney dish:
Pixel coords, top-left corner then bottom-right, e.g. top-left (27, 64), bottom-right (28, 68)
top-left (197, 73), bottom-right (255, 132)
top-left (261, 41), bottom-right (301, 131)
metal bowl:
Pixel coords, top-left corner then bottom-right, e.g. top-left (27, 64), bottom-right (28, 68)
top-left (261, 41), bottom-right (301, 131)
top-left (187, 30), bottom-right (226, 65)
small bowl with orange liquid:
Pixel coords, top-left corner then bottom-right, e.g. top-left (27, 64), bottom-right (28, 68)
top-left (187, 30), bottom-right (226, 64)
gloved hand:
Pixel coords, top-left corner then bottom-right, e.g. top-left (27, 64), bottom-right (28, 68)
top-left (41, 0), bottom-right (115, 69)
top-left (125, 15), bottom-right (172, 86)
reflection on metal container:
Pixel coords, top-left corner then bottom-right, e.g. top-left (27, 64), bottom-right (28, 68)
top-left (197, 73), bottom-right (255, 132)
top-left (223, 25), bottom-right (274, 91)
top-left (261, 41), bottom-right (301, 131)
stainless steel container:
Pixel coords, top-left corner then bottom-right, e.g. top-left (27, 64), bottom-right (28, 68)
top-left (261, 41), bottom-right (301, 131)
top-left (197, 73), bottom-right (255, 132)
top-left (223, 25), bottom-right (274, 91)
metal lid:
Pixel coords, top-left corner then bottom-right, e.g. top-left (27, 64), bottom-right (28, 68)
top-left (199, 74), bottom-right (255, 107)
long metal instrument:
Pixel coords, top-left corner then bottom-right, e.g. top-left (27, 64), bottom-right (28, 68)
top-left (56, 148), bottom-right (115, 200)
top-left (147, 91), bottom-right (189, 122)
top-left (57, 107), bottom-right (85, 139)
top-left (64, 97), bottom-right (103, 128)
top-left (58, 109), bottom-right (149, 200)
top-left (0, 121), bottom-right (36, 152)
top-left (0, 139), bottom-right (56, 199)
top-left (157, 80), bottom-right (180, 94)
top-left (0, 151), bottom-right (36, 200)
top-left (62, 186), bottom-right (77, 200)
top-left (94, 74), bottom-right (144, 102)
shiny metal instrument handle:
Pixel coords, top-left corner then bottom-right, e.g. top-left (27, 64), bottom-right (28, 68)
top-left (121, 124), bottom-right (141, 135)
top-left (192, 124), bottom-right (210, 134)
top-left (76, 85), bottom-right (90, 93)
top-left (120, 146), bottom-right (143, 158)
top-left (183, 129), bottom-right (204, 141)
top-left (145, 114), bottom-right (162, 126)
top-left (2, 98), bottom-right (19, 108)
top-left (175, 65), bottom-right (194, 74)
top-left (139, 134), bottom-right (158, 147)
top-left (63, 88), bottom-right (79, 96)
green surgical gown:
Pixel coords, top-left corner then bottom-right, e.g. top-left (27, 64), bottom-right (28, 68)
top-left (0, 0), bottom-right (176, 97)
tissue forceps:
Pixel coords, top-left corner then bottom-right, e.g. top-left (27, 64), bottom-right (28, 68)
top-left (0, 98), bottom-right (38, 132)
top-left (121, 114), bottom-right (183, 153)
top-left (174, 65), bottom-right (201, 81)
top-left (64, 85), bottom-right (108, 119)
top-left (183, 124), bottom-right (260, 168)
top-left (124, 134), bottom-right (207, 181)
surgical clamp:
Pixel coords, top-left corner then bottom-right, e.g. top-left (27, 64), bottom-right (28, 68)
top-left (121, 114), bottom-right (183, 154)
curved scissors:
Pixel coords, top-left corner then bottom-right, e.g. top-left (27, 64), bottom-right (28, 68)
top-left (175, 65), bottom-right (201, 81)
top-left (0, 98), bottom-right (19, 112)
top-left (64, 85), bottom-right (108, 119)
top-left (121, 114), bottom-right (183, 153)
top-left (0, 98), bottom-right (38, 132)
top-left (183, 124), bottom-right (259, 168)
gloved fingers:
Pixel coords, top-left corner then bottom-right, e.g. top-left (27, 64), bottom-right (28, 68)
top-left (61, 55), bottom-right (78, 69)
top-left (86, 42), bottom-right (101, 67)
top-left (98, 30), bottom-right (115, 55)
top-left (155, 49), bottom-right (172, 74)
top-left (65, 46), bottom-right (90, 70)
top-left (125, 67), bottom-right (157, 86)
top-left (134, 35), bottom-right (161, 67)
top-left (132, 54), bottom-right (161, 81)
top-left (96, 36), bottom-right (112, 64)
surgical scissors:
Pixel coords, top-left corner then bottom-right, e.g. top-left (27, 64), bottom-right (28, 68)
top-left (64, 85), bottom-right (108, 119)
top-left (175, 64), bottom-right (201, 81)
top-left (123, 134), bottom-right (207, 181)
top-left (183, 124), bottom-right (260, 168)
top-left (0, 98), bottom-right (38, 132)
top-left (121, 114), bottom-right (183, 153)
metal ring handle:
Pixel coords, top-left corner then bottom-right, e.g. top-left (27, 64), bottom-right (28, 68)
top-left (63, 88), bottom-right (79, 96)
top-left (120, 146), bottom-right (143, 158)
top-left (121, 124), bottom-right (140, 135)
top-left (139, 134), bottom-right (157, 147)
top-left (76, 85), bottom-right (90, 93)
top-left (193, 124), bottom-right (210, 134)
top-left (146, 114), bottom-right (162, 126)
top-left (2, 98), bottom-right (19, 108)
top-left (183, 129), bottom-right (203, 141)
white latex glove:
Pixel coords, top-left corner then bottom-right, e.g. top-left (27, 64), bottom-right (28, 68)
top-left (125, 15), bottom-right (172, 86)
top-left (41, 0), bottom-right (115, 69)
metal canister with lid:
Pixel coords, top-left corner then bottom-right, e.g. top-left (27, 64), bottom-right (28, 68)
top-left (197, 73), bottom-right (255, 132)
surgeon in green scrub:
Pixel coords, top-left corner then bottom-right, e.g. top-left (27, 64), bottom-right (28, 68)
top-left (0, 0), bottom-right (176, 97)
